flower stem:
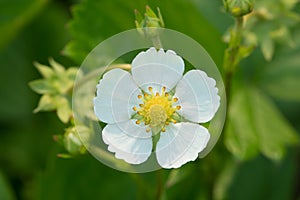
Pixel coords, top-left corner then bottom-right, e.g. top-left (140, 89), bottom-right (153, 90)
top-left (223, 16), bottom-right (244, 108)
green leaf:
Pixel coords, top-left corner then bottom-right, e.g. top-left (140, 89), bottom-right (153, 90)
top-left (0, 0), bottom-right (48, 51)
top-left (225, 85), bottom-right (299, 161)
top-left (225, 87), bottom-right (259, 160)
top-left (259, 30), bottom-right (300, 101)
top-left (29, 79), bottom-right (55, 94)
top-left (250, 89), bottom-right (299, 160)
top-left (34, 94), bottom-right (56, 113)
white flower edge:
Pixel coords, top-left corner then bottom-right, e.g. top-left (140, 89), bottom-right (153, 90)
top-left (131, 47), bottom-right (184, 93)
top-left (156, 122), bottom-right (210, 169)
top-left (102, 119), bottom-right (153, 164)
top-left (174, 70), bottom-right (220, 123)
top-left (94, 68), bottom-right (142, 124)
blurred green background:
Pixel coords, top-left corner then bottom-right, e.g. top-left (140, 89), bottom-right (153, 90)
top-left (0, 0), bottom-right (300, 199)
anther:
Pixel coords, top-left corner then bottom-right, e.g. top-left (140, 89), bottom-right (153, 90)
top-left (173, 97), bottom-right (178, 102)
top-left (138, 95), bottom-right (142, 99)
top-left (176, 105), bottom-right (181, 110)
top-left (133, 106), bottom-right (137, 111)
top-left (139, 104), bottom-right (144, 107)
top-left (162, 86), bottom-right (166, 92)
top-left (146, 128), bottom-right (151, 133)
top-left (156, 92), bottom-right (159, 96)
top-left (161, 127), bottom-right (166, 132)
top-left (165, 93), bottom-right (169, 97)
top-left (165, 121), bottom-right (169, 125)
top-left (148, 87), bottom-right (153, 92)
top-left (136, 120), bottom-right (140, 124)
top-left (171, 119), bottom-right (177, 124)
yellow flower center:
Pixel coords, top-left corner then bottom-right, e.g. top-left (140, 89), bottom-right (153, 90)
top-left (133, 86), bottom-right (181, 132)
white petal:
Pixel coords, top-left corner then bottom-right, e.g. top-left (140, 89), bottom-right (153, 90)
top-left (156, 122), bottom-right (210, 169)
top-left (174, 70), bottom-right (220, 123)
top-left (131, 47), bottom-right (184, 93)
top-left (94, 69), bottom-right (142, 124)
top-left (102, 119), bottom-right (153, 164)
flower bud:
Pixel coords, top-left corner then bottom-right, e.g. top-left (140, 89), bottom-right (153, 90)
top-left (134, 5), bottom-right (164, 37)
top-left (224, 0), bottom-right (254, 17)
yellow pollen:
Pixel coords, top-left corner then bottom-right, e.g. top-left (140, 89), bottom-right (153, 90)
top-left (134, 86), bottom-right (179, 131)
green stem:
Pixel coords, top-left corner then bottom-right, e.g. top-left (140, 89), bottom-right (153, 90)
top-left (223, 16), bottom-right (244, 109)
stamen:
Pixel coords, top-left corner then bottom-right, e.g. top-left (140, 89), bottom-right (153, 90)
top-left (176, 106), bottom-right (181, 110)
top-left (171, 119), bottom-right (177, 124)
top-left (138, 95), bottom-right (142, 99)
top-left (144, 93), bottom-right (149, 98)
top-left (148, 87), bottom-right (153, 92)
top-left (136, 120), bottom-right (140, 124)
top-left (146, 128), bottom-right (151, 133)
top-left (139, 104), bottom-right (144, 107)
top-left (156, 92), bottom-right (159, 96)
top-left (133, 106), bottom-right (137, 111)
top-left (162, 86), bottom-right (166, 92)
top-left (165, 93), bottom-right (169, 97)
top-left (165, 121), bottom-right (169, 125)
top-left (161, 127), bottom-right (166, 132)
top-left (173, 97), bottom-right (178, 102)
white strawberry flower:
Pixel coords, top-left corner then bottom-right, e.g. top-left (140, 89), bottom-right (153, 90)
top-left (94, 47), bottom-right (220, 169)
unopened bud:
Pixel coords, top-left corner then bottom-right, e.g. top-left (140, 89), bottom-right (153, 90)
top-left (224, 0), bottom-right (254, 17)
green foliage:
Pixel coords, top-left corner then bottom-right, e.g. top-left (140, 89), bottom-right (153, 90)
top-left (63, 0), bottom-right (225, 66)
top-left (259, 30), bottom-right (300, 101)
top-left (1, 0), bottom-right (300, 199)
top-left (0, 0), bottom-right (48, 51)
top-left (243, 0), bottom-right (300, 61)
top-left (225, 86), bottom-right (299, 160)
top-left (29, 59), bottom-right (78, 123)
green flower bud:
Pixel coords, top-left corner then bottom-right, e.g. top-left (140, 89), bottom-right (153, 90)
top-left (134, 5), bottom-right (164, 29)
top-left (224, 0), bottom-right (254, 17)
